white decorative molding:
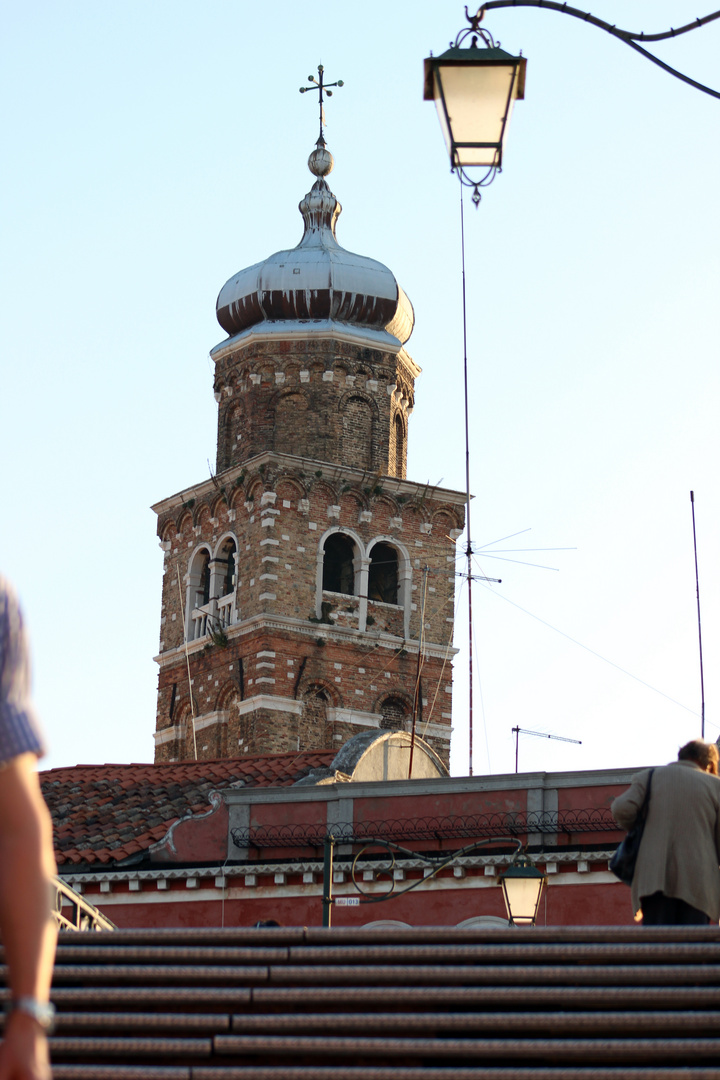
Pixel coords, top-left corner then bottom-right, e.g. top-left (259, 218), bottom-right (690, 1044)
top-left (154, 726), bottom-right (179, 746)
top-left (236, 695), bottom-right (303, 718)
top-left (326, 707), bottom-right (380, 729)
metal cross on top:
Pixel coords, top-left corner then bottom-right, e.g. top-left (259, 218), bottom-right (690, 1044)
top-left (299, 65), bottom-right (344, 142)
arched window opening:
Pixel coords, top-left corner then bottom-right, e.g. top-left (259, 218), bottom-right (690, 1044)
top-left (368, 543), bottom-right (399, 605)
top-left (380, 696), bottom-right (409, 732)
top-left (301, 685), bottom-right (330, 751)
top-left (322, 534), bottom-right (356, 595)
top-left (187, 549), bottom-right (212, 640)
top-left (275, 393), bottom-right (308, 456)
top-left (342, 397), bottom-right (372, 470)
top-left (394, 414), bottom-right (405, 478)
top-left (214, 537), bottom-right (238, 629)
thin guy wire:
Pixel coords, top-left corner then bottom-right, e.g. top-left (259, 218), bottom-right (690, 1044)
top-left (477, 575), bottom-right (702, 717)
top-left (176, 564), bottom-right (198, 761)
top-left (690, 491), bottom-right (706, 738)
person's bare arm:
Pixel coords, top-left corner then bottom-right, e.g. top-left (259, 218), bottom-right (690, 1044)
top-left (0, 752), bottom-right (57, 1080)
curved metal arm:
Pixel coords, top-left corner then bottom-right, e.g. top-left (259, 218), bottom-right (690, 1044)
top-left (476, 2), bottom-right (720, 99)
top-left (350, 835), bottom-right (523, 904)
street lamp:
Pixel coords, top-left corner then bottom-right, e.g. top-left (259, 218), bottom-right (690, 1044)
top-left (497, 850), bottom-right (547, 926)
top-left (424, 9), bottom-right (525, 204)
top-left (423, 9), bottom-right (526, 780)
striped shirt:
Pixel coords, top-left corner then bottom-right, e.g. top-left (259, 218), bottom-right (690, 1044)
top-left (0, 577), bottom-right (45, 766)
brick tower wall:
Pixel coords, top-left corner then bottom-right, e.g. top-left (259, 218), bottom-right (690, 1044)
top-left (153, 454), bottom-right (464, 766)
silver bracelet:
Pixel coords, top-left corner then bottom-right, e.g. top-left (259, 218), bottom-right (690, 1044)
top-left (4, 998), bottom-right (55, 1033)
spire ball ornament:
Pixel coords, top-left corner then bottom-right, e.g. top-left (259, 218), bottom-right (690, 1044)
top-left (308, 143), bottom-right (334, 177)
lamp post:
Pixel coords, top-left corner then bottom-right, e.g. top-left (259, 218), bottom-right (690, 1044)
top-left (424, 10), bottom-right (525, 778)
top-left (497, 850), bottom-right (547, 926)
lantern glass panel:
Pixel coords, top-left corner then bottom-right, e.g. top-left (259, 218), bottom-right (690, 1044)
top-left (435, 62), bottom-right (520, 167)
top-left (501, 873), bottom-right (545, 925)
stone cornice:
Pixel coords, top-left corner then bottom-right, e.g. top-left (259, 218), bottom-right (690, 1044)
top-left (151, 451), bottom-right (466, 516)
top-left (155, 611), bottom-right (459, 668)
top-left (209, 319), bottom-right (421, 380)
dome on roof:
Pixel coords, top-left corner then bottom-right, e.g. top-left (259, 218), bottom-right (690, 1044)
top-left (215, 141), bottom-right (414, 345)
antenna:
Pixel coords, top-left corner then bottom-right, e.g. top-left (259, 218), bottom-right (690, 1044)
top-left (690, 491), bottom-right (706, 739)
top-left (512, 726), bottom-right (582, 773)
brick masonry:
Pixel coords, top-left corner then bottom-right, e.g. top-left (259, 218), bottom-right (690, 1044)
top-left (153, 331), bottom-right (465, 766)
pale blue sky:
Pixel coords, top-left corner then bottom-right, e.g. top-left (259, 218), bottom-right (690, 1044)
top-left (2, 2), bottom-right (718, 776)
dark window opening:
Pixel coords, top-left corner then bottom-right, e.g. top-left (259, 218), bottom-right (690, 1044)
top-left (394, 414), bottom-right (404, 477)
top-left (193, 551), bottom-right (211, 607)
top-left (368, 543), bottom-right (399, 604)
top-left (218, 538), bottom-right (237, 596)
top-left (322, 534), bottom-right (356, 595)
top-left (381, 696), bottom-right (409, 732)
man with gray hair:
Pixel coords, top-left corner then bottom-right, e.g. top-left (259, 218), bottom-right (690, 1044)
top-left (612, 740), bottom-right (720, 925)
top-left (0, 577), bottom-right (57, 1080)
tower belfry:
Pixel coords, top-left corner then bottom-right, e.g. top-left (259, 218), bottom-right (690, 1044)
top-left (152, 95), bottom-right (465, 765)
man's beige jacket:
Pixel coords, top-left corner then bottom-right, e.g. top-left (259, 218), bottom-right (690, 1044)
top-left (612, 759), bottom-right (720, 921)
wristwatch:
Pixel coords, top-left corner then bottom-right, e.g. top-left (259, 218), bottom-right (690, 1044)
top-left (4, 997), bottom-right (56, 1033)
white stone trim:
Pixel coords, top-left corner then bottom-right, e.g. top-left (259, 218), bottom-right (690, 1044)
top-left (236, 695), bottom-right (303, 717)
top-left (326, 708), bottom-right (380, 729)
top-left (154, 726), bottom-right (179, 746)
top-left (193, 710), bottom-right (229, 734)
top-left (417, 721), bottom-right (452, 742)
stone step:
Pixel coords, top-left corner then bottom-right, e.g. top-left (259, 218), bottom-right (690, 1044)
top-left (49, 962), bottom-right (720, 988)
top-left (211, 1034), bottom-right (720, 1065)
top-left (11, 927), bottom-right (720, 1075)
top-left (50, 1068), bottom-right (720, 1080)
top-left (48, 1008), bottom-right (720, 1038)
top-left (52, 939), bottom-right (720, 965)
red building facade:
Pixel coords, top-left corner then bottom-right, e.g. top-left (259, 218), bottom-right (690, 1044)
top-left (45, 755), bottom-right (639, 930)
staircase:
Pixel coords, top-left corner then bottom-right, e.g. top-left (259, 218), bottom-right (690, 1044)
top-left (9, 925), bottom-right (720, 1078)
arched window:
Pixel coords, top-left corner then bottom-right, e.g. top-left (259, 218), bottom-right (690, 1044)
top-left (380, 696), bottom-right (409, 732)
top-left (368, 543), bottom-right (399, 605)
top-left (213, 537), bottom-right (238, 628)
top-left (322, 534), bottom-right (356, 595)
top-left (275, 392), bottom-right (308, 456)
top-left (301, 685), bottom-right (330, 750)
top-left (187, 548), bottom-right (212, 640)
top-left (342, 396), bottom-right (373, 470)
top-left (394, 414), bottom-right (405, 478)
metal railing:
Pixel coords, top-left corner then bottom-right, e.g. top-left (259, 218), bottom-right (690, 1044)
top-left (53, 877), bottom-right (116, 932)
top-left (231, 807), bottom-right (619, 851)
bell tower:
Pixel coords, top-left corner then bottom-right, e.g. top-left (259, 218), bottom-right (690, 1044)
top-left (152, 119), bottom-right (465, 766)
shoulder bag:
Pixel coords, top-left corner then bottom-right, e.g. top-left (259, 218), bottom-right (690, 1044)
top-left (609, 768), bottom-right (655, 885)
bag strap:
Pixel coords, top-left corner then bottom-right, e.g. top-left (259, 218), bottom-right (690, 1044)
top-left (638, 768), bottom-right (655, 823)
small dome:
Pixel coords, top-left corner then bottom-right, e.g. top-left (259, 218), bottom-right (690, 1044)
top-left (216, 143), bottom-right (414, 344)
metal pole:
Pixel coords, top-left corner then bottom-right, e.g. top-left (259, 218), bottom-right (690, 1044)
top-left (690, 491), bottom-right (706, 739)
top-left (322, 834), bottom-right (335, 928)
top-left (409, 566), bottom-right (429, 778)
top-left (460, 181), bottom-right (474, 777)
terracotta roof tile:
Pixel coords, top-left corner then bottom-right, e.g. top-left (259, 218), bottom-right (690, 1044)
top-left (41, 752), bottom-right (333, 868)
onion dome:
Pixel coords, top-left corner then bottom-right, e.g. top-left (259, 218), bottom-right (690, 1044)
top-left (216, 141), bottom-right (414, 344)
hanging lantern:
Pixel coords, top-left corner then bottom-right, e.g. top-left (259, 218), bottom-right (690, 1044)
top-left (497, 851), bottom-right (546, 926)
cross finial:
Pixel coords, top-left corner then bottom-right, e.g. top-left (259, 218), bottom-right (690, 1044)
top-left (299, 64), bottom-right (344, 144)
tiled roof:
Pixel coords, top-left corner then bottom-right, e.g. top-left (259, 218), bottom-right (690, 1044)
top-left (41, 751), bottom-right (334, 868)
